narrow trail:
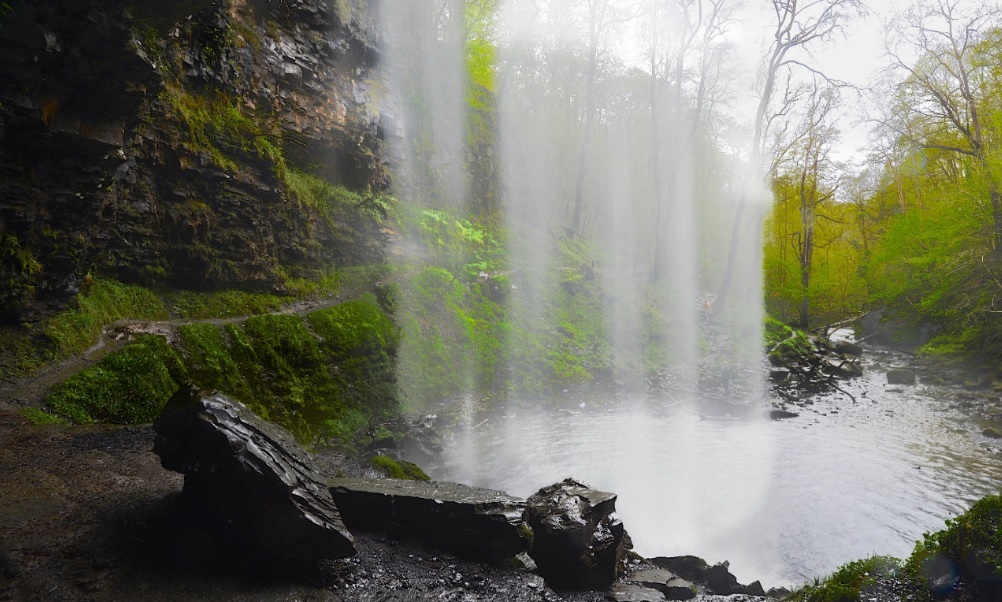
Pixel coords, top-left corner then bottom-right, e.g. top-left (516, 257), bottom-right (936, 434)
top-left (0, 277), bottom-right (394, 410)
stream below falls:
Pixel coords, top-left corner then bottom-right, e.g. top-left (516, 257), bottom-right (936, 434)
top-left (428, 345), bottom-right (1002, 589)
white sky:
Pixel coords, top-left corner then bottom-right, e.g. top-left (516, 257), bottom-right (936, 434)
top-left (726, 0), bottom-right (997, 164)
top-left (725, 0), bottom-right (918, 163)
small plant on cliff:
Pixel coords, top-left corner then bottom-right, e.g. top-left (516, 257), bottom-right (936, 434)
top-left (0, 233), bottom-right (43, 318)
top-left (166, 85), bottom-right (285, 175)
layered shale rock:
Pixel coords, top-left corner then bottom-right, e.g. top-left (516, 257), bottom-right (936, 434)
top-left (0, 0), bottom-right (387, 321)
top-left (153, 385), bottom-right (356, 561)
top-left (329, 477), bottom-right (532, 563)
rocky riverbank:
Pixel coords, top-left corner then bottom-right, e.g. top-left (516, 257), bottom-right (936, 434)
top-left (0, 402), bottom-right (780, 602)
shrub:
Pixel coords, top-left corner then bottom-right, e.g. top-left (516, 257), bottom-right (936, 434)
top-left (791, 556), bottom-right (900, 602)
top-left (44, 335), bottom-right (186, 424)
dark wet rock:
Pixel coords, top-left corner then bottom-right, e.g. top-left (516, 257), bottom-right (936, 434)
top-left (526, 478), bottom-right (632, 591)
top-left (0, 0), bottom-right (386, 321)
top-left (626, 569), bottom-right (694, 600)
top-left (744, 580), bottom-right (766, 596)
top-left (887, 369), bottom-right (917, 386)
top-left (607, 583), bottom-right (666, 602)
top-left (919, 554), bottom-right (960, 596)
top-left (983, 427), bottom-right (1002, 439)
top-left (833, 340), bottom-right (864, 357)
top-left (705, 562), bottom-right (741, 595)
top-left (327, 477), bottom-right (531, 563)
top-left (649, 556), bottom-right (709, 583)
top-left (769, 368), bottom-right (791, 383)
top-left (766, 586), bottom-right (791, 598)
top-left (152, 385), bottom-right (355, 561)
top-left (768, 409), bottom-right (799, 420)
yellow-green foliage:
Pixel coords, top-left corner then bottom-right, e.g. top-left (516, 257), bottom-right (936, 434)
top-left (44, 335), bottom-right (186, 424)
top-left (369, 455), bottom-right (430, 481)
top-left (43, 278), bottom-right (169, 358)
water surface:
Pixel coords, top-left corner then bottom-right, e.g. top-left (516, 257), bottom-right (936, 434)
top-left (431, 349), bottom-right (1002, 588)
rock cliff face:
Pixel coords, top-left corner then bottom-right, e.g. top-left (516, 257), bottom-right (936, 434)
top-left (0, 0), bottom-right (388, 321)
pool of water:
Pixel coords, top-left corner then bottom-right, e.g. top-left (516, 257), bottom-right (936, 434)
top-left (428, 348), bottom-right (1002, 588)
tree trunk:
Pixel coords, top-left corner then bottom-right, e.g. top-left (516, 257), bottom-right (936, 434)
top-left (991, 182), bottom-right (1002, 256)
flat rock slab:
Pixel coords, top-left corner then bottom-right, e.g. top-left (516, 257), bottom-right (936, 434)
top-left (627, 569), bottom-right (695, 600)
top-left (607, 583), bottom-right (666, 602)
top-left (153, 386), bottom-right (355, 561)
top-left (328, 477), bottom-right (530, 562)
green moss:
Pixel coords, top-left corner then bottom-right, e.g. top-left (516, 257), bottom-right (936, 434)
top-left (165, 84), bottom-right (285, 175)
top-left (43, 279), bottom-right (169, 358)
top-left (165, 289), bottom-right (285, 319)
top-left (176, 323), bottom-right (256, 403)
top-left (175, 299), bottom-right (398, 444)
top-left (790, 556), bottom-right (900, 602)
top-left (369, 455), bottom-right (430, 481)
top-left (766, 317), bottom-right (815, 364)
top-left (18, 406), bottom-right (64, 426)
top-left (307, 294), bottom-right (397, 353)
top-left (44, 335), bottom-right (186, 424)
top-left (0, 232), bottom-right (43, 317)
top-left (905, 494), bottom-right (1002, 598)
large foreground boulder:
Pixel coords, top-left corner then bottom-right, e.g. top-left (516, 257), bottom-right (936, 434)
top-left (526, 478), bottom-right (631, 591)
top-left (152, 385), bottom-right (356, 561)
top-left (328, 477), bottom-right (531, 562)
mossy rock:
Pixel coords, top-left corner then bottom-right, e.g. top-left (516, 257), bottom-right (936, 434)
top-left (369, 455), bottom-right (430, 481)
top-left (905, 494), bottom-right (1002, 597)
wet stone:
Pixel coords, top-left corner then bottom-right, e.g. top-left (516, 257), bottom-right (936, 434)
top-left (526, 478), bottom-right (631, 591)
top-left (328, 477), bottom-right (531, 563)
top-left (153, 385), bottom-right (355, 561)
top-left (607, 583), bottom-right (666, 602)
top-left (626, 569), bottom-right (695, 600)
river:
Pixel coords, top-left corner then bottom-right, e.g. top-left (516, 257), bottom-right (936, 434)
top-left (429, 345), bottom-right (1002, 589)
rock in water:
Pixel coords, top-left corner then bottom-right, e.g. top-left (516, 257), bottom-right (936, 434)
top-left (526, 478), bottom-right (631, 591)
top-left (887, 368), bottom-right (917, 385)
top-left (153, 385), bottom-right (355, 561)
top-left (328, 477), bottom-right (531, 562)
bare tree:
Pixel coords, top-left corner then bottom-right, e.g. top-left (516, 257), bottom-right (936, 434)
top-left (714, 0), bottom-right (866, 310)
top-left (570, 0), bottom-right (632, 234)
top-left (884, 0), bottom-right (1002, 252)
top-left (645, 0), bottom-right (737, 280)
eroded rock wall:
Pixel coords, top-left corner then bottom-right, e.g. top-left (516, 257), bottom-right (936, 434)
top-left (0, 0), bottom-right (387, 321)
